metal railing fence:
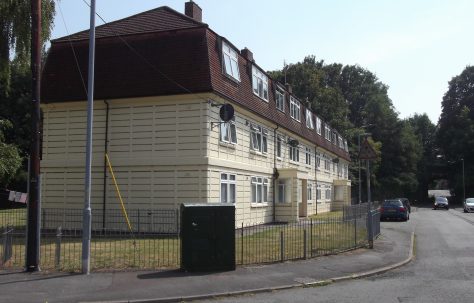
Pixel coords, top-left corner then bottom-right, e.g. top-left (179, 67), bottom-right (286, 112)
top-left (1, 207), bottom-right (379, 272)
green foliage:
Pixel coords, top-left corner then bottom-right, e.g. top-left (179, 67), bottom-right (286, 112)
top-left (0, 120), bottom-right (22, 188)
top-left (0, 0), bottom-right (55, 93)
top-left (269, 56), bottom-right (425, 201)
top-left (437, 66), bottom-right (474, 202)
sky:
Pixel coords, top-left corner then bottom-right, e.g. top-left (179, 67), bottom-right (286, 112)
top-left (50, 0), bottom-right (474, 124)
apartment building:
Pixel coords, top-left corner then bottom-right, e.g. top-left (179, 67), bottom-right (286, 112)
top-left (40, 1), bottom-right (351, 227)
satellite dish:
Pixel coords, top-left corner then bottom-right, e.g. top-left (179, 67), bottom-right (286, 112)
top-left (219, 104), bottom-right (235, 122)
top-left (288, 139), bottom-right (299, 147)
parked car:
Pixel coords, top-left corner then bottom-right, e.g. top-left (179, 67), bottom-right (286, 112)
top-left (380, 199), bottom-right (409, 221)
top-left (464, 198), bottom-right (474, 213)
top-left (396, 198), bottom-right (411, 213)
top-left (433, 196), bottom-right (449, 210)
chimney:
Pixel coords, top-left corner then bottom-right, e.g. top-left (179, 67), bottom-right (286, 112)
top-left (185, 1), bottom-right (202, 22)
top-left (241, 48), bottom-right (254, 62)
top-left (286, 84), bottom-right (293, 94)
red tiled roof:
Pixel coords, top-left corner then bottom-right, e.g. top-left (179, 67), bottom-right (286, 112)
top-left (42, 28), bottom-right (212, 102)
top-left (53, 6), bottom-right (206, 43)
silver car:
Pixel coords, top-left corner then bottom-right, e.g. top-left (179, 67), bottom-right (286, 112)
top-left (433, 196), bottom-right (449, 210)
top-left (464, 198), bottom-right (474, 213)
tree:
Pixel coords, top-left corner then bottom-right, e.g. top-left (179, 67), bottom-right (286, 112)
top-left (437, 66), bottom-right (474, 202)
top-left (269, 56), bottom-right (424, 201)
top-left (407, 114), bottom-right (437, 203)
top-left (0, 0), bottom-right (55, 94)
top-left (0, 120), bottom-right (22, 188)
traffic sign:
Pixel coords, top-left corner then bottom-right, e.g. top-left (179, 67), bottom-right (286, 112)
top-left (359, 138), bottom-right (377, 160)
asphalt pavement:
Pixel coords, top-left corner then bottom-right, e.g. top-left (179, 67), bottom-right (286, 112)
top-left (0, 216), bottom-right (415, 303)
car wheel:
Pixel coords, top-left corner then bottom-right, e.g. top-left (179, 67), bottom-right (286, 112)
top-left (464, 209), bottom-right (468, 213)
top-left (446, 207), bottom-right (449, 210)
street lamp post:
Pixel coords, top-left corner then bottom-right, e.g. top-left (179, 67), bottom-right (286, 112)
top-left (461, 158), bottom-right (465, 204)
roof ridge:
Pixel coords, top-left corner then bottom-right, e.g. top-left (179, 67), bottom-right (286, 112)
top-left (52, 5), bottom-right (206, 43)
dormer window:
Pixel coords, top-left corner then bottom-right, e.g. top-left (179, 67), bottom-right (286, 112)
top-left (316, 117), bottom-right (322, 135)
top-left (306, 109), bottom-right (314, 129)
top-left (290, 96), bottom-right (301, 122)
top-left (252, 66), bottom-right (268, 101)
top-left (222, 41), bottom-right (240, 81)
top-left (338, 135), bottom-right (344, 149)
top-left (344, 139), bottom-right (348, 152)
top-left (324, 125), bottom-right (331, 141)
top-left (275, 86), bottom-right (285, 112)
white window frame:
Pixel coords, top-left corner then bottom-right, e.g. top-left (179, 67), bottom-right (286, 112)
top-left (220, 173), bottom-right (236, 203)
top-left (316, 152), bottom-right (321, 169)
top-left (275, 87), bottom-right (285, 112)
top-left (277, 135), bottom-right (283, 159)
top-left (316, 117), bottom-right (322, 135)
top-left (252, 66), bottom-right (269, 101)
top-left (325, 125), bottom-right (331, 141)
top-left (316, 185), bottom-right (322, 203)
top-left (290, 96), bottom-right (301, 122)
top-left (250, 124), bottom-right (268, 154)
top-left (338, 135), bottom-right (344, 149)
top-left (306, 109), bottom-right (314, 129)
top-left (325, 187), bottom-right (332, 201)
top-left (251, 176), bottom-right (269, 204)
top-left (305, 146), bottom-right (311, 166)
top-left (344, 139), bottom-right (348, 152)
top-left (222, 41), bottom-right (240, 81)
top-left (289, 144), bottom-right (299, 162)
top-left (219, 117), bottom-right (237, 144)
top-left (278, 179), bottom-right (286, 203)
top-left (307, 183), bottom-right (313, 203)
top-left (324, 156), bottom-right (330, 172)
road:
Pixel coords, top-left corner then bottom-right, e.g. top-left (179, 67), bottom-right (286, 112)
top-left (199, 208), bottom-right (474, 303)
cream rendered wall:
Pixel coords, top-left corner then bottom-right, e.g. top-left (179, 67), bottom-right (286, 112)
top-left (41, 95), bottom-right (211, 228)
top-left (41, 92), bottom-right (351, 229)
top-left (207, 95), bottom-right (351, 224)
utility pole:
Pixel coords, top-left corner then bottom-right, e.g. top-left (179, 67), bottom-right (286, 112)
top-left (26, 0), bottom-right (42, 272)
top-left (462, 158), bottom-right (465, 204)
top-left (82, 0), bottom-right (96, 275)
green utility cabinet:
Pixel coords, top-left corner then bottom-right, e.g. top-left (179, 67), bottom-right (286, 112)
top-left (180, 204), bottom-right (235, 271)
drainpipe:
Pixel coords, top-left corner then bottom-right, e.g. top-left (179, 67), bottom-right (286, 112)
top-left (102, 100), bottom-right (110, 229)
top-left (272, 124), bottom-right (280, 222)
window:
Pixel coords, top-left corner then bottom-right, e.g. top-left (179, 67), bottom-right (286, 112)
top-left (344, 140), bottom-right (348, 152)
top-left (325, 187), bottom-right (332, 201)
top-left (250, 124), bottom-right (267, 153)
top-left (278, 179), bottom-right (286, 203)
top-left (220, 117), bottom-right (237, 144)
top-left (289, 144), bottom-right (299, 162)
top-left (307, 183), bottom-right (313, 202)
top-left (290, 96), bottom-right (301, 121)
top-left (305, 146), bottom-right (311, 165)
top-left (325, 125), bottom-right (331, 141)
top-left (275, 87), bottom-right (285, 111)
top-left (332, 132), bottom-right (337, 145)
top-left (338, 135), bottom-right (344, 149)
top-left (324, 156), bottom-right (330, 171)
top-left (316, 184), bottom-right (322, 201)
top-left (316, 152), bottom-right (321, 169)
top-left (316, 117), bottom-right (322, 135)
top-left (306, 109), bottom-right (314, 129)
top-left (252, 66), bottom-right (269, 101)
top-left (277, 135), bottom-right (283, 158)
top-left (222, 42), bottom-right (240, 81)
top-left (220, 173), bottom-right (236, 203)
top-left (251, 177), bottom-right (268, 203)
